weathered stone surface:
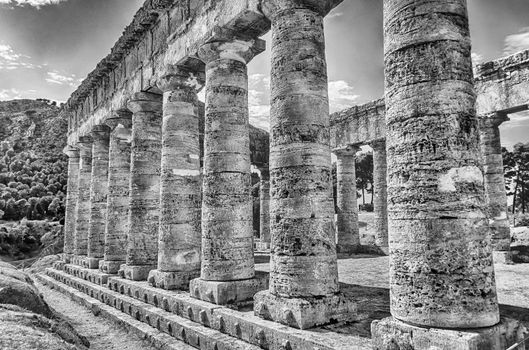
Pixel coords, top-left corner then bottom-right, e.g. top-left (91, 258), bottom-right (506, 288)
top-left (370, 140), bottom-right (388, 248)
top-left (265, 2), bottom-right (339, 299)
top-left (258, 167), bottom-right (271, 250)
top-left (147, 67), bottom-right (204, 290)
top-left (63, 146), bottom-right (80, 263)
top-left (479, 113), bottom-right (512, 255)
top-left (87, 125), bottom-right (110, 269)
top-left (512, 226), bottom-right (529, 263)
top-left (334, 146), bottom-right (361, 253)
top-left (371, 317), bottom-right (527, 350)
top-left (123, 91), bottom-right (163, 281)
top-left (100, 110), bottom-right (132, 274)
top-left (381, 0), bottom-right (499, 328)
top-left (73, 137), bottom-right (93, 261)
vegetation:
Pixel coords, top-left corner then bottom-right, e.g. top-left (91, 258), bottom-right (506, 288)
top-left (503, 143), bottom-right (529, 216)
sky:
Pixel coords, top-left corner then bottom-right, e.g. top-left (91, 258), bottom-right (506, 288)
top-left (0, 0), bottom-right (528, 149)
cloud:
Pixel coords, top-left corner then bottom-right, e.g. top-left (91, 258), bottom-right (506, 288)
top-left (45, 71), bottom-right (82, 88)
top-left (504, 27), bottom-right (529, 56)
top-left (0, 43), bottom-right (41, 70)
top-left (0, 88), bottom-right (37, 100)
top-left (0, 0), bottom-right (67, 8)
top-left (248, 73), bottom-right (271, 130)
top-left (328, 80), bottom-right (359, 113)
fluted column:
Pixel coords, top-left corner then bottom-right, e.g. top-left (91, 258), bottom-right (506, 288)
top-left (99, 110), bottom-right (132, 274)
top-left (147, 67), bottom-right (204, 290)
top-left (334, 146), bottom-right (361, 253)
top-left (259, 167), bottom-right (271, 250)
top-left (62, 145), bottom-right (80, 263)
top-left (370, 140), bottom-right (388, 249)
top-left (122, 92), bottom-right (163, 281)
top-left (189, 37), bottom-right (268, 305)
top-left (86, 125), bottom-right (110, 269)
top-left (480, 113), bottom-right (512, 263)
top-left (370, 1), bottom-right (525, 348)
top-left (72, 136), bottom-right (92, 265)
top-left (254, 1), bottom-right (356, 330)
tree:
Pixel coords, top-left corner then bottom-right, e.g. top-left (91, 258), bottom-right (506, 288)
top-left (355, 151), bottom-right (373, 206)
top-left (503, 143), bottom-right (529, 214)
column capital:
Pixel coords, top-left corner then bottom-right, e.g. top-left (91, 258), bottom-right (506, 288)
top-left (105, 110), bottom-right (132, 130)
top-left (198, 37), bottom-right (266, 64)
top-left (63, 145), bottom-right (80, 159)
top-left (77, 135), bottom-right (93, 151)
top-left (333, 145), bottom-right (360, 157)
top-left (90, 124), bottom-right (111, 141)
top-left (157, 65), bottom-right (205, 93)
top-left (262, 0), bottom-right (342, 18)
top-left (127, 92), bottom-right (163, 114)
top-left (369, 139), bottom-right (386, 151)
top-left (479, 113), bottom-right (509, 129)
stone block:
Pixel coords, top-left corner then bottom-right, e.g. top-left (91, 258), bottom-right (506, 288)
top-left (86, 257), bottom-right (101, 270)
top-left (253, 291), bottom-right (358, 330)
top-left (371, 317), bottom-right (527, 350)
top-left (71, 255), bottom-right (87, 267)
top-left (121, 265), bottom-right (156, 281)
top-left (63, 254), bottom-right (73, 264)
top-left (147, 269), bottom-right (200, 290)
top-left (53, 261), bottom-right (66, 271)
top-left (190, 271), bottom-right (268, 305)
top-left (493, 251), bottom-right (513, 264)
top-left (99, 260), bottom-right (124, 275)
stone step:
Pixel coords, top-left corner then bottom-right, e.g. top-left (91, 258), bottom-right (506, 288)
top-left (35, 273), bottom-right (194, 350)
top-left (42, 267), bottom-right (262, 350)
top-left (46, 265), bottom-right (371, 350)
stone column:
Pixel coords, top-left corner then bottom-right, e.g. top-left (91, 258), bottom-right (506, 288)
top-left (258, 167), bottom-right (271, 251)
top-left (72, 136), bottom-right (92, 266)
top-left (189, 37), bottom-right (268, 305)
top-left (480, 113), bottom-right (512, 263)
top-left (372, 1), bottom-right (523, 348)
top-left (99, 110), bottom-right (132, 274)
top-left (147, 67), bottom-right (204, 290)
top-left (122, 92), bottom-right (163, 281)
top-left (86, 125), bottom-right (110, 269)
top-left (333, 146), bottom-right (361, 253)
top-left (62, 146), bottom-right (80, 264)
top-left (370, 139), bottom-right (388, 250)
top-left (254, 1), bottom-right (356, 330)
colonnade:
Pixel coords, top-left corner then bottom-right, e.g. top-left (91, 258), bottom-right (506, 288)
top-left (61, 0), bottom-right (514, 342)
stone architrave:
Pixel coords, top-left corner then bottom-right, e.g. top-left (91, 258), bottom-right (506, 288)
top-left (334, 146), bottom-right (361, 254)
top-left (86, 125), bottom-right (111, 269)
top-left (188, 37), bottom-right (268, 305)
top-left (147, 67), bottom-right (204, 290)
top-left (72, 136), bottom-right (93, 266)
top-left (371, 1), bottom-right (523, 348)
top-left (253, 1), bottom-right (357, 330)
top-left (121, 92), bottom-right (163, 281)
top-left (62, 146), bottom-right (80, 264)
top-left (99, 110), bottom-right (132, 274)
top-left (370, 139), bottom-right (388, 250)
top-left (258, 167), bottom-right (271, 251)
top-left (479, 113), bottom-right (512, 263)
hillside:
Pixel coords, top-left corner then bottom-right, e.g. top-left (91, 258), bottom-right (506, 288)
top-left (0, 99), bottom-right (68, 260)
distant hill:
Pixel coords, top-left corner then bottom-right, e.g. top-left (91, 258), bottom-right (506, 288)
top-left (0, 99), bottom-right (68, 259)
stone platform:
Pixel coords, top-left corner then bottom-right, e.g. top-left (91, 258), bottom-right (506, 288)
top-left (40, 264), bottom-right (372, 350)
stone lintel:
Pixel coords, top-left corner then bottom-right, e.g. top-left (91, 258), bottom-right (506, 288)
top-left (371, 317), bottom-right (527, 350)
top-left (99, 260), bottom-right (125, 275)
top-left (254, 291), bottom-right (358, 330)
top-left (190, 271), bottom-right (269, 306)
top-left (147, 270), bottom-right (200, 291)
top-left (121, 265), bottom-right (156, 282)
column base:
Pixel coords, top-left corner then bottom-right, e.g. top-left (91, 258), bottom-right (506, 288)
top-left (86, 257), bottom-right (102, 269)
top-left (189, 271), bottom-right (268, 306)
top-left (63, 253), bottom-right (73, 264)
top-left (147, 269), bottom-right (200, 290)
top-left (98, 260), bottom-right (124, 275)
top-left (253, 291), bottom-right (358, 330)
top-left (120, 265), bottom-right (156, 281)
top-left (336, 243), bottom-right (362, 255)
top-left (492, 251), bottom-right (513, 264)
top-left (371, 317), bottom-right (527, 350)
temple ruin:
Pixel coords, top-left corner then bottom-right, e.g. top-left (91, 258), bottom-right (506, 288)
top-left (40, 0), bottom-right (529, 349)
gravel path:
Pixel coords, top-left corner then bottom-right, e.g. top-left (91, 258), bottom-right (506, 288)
top-left (35, 279), bottom-right (160, 350)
